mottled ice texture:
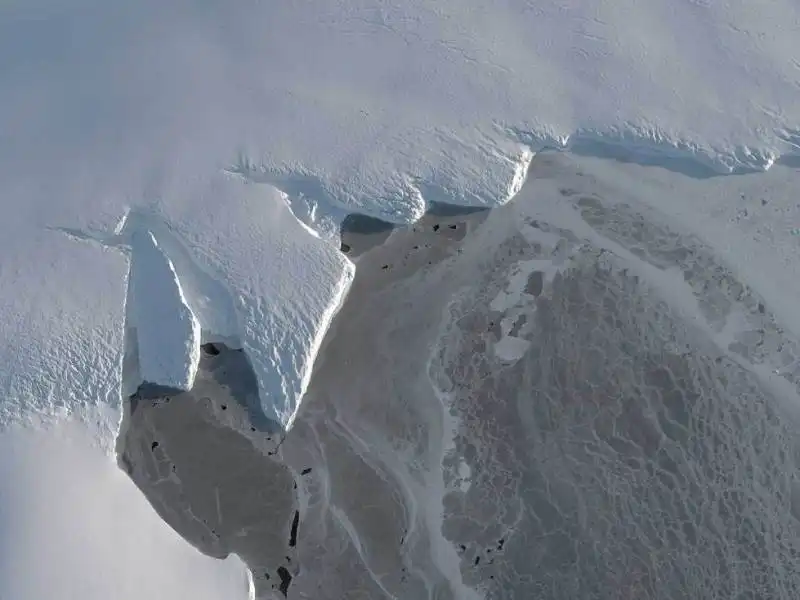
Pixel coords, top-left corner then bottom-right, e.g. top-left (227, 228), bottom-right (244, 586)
top-left (274, 153), bottom-right (800, 599)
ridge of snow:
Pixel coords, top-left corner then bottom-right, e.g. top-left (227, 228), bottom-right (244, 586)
top-left (508, 125), bottom-right (784, 176)
top-left (234, 122), bottom-right (796, 231)
top-left (160, 177), bottom-right (355, 429)
top-left (127, 229), bottom-right (201, 392)
top-left (48, 178), bottom-right (355, 432)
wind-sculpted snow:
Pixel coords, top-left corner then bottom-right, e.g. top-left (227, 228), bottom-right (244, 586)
top-left (0, 228), bottom-right (128, 436)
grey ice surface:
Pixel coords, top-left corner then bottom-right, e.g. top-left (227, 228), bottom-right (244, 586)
top-left (121, 152), bottom-right (800, 599)
top-left (339, 213), bottom-right (396, 258)
top-left (119, 344), bottom-right (297, 599)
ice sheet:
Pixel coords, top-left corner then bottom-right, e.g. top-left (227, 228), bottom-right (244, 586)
top-left (2, 0), bottom-right (800, 433)
top-left (2, 2), bottom-right (800, 598)
top-left (6, 2), bottom-right (800, 225)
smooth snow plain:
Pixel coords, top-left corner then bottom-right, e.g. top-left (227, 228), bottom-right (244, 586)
top-left (0, 411), bottom-right (254, 600)
top-left (1, 0), bottom-right (800, 598)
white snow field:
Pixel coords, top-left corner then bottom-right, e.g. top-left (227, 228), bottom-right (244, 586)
top-left (128, 229), bottom-right (202, 393)
top-left (0, 412), bottom-right (254, 600)
top-left (0, 0), bottom-right (800, 598)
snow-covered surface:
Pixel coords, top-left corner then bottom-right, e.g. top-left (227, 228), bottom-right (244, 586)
top-left (2, 0), bottom-right (800, 430)
top-left (0, 135), bottom-right (351, 598)
top-left (0, 410), bottom-right (253, 600)
top-left (128, 229), bottom-right (201, 392)
top-left (157, 180), bottom-right (355, 428)
top-left (225, 0), bottom-right (800, 220)
top-left (1, 0), bottom-right (800, 598)
top-left (0, 174), bottom-right (353, 433)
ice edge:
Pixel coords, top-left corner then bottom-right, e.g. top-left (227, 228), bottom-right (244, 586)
top-left (234, 123), bottom-right (800, 230)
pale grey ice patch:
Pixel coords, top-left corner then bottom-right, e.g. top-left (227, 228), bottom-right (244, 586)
top-left (119, 343), bottom-right (295, 599)
top-left (269, 153), bottom-right (800, 598)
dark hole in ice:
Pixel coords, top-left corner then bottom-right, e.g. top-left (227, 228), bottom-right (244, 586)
top-left (425, 201), bottom-right (488, 217)
top-left (526, 270), bottom-right (544, 296)
top-left (201, 343), bottom-right (220, 356)
top-left (289, 510), bottom-right (299, 547)
top-left (301, 467), bottom-right (312, 475)
top-left (577, 196), bottom-right (603, 210)
top-left (340, 213), bottom-right (394, 235)
top-left (151, 441), bottom-right (159, 450)
top-left (276, 566), bottom-right (292, 597)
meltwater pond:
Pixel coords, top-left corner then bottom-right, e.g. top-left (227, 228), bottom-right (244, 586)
top-left (122, 151), bottom-right (800, 599)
